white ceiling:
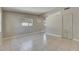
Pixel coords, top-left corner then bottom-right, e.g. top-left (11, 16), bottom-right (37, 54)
top-left (3, 7), bottom-right (56, 15)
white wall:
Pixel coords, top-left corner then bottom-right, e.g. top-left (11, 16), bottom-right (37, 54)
top-left (0, 8), bottom-right (2, 33)
top-left (61, 8), bottom-right (79, 40)
top-left (3, 11), bottom-right (44, 37)
top-left (45, 11), bottom-right (62, 36)
top-left (0, 8), bottom-right (2, 45)
top-left (73, 8), bottom-right (79, 40)
top-left (45, 7), bottom-right (79, 40)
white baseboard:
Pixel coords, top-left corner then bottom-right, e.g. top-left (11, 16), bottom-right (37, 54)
top-left (73, 38), bottom-right (79, 41)
top-left (45, 32), bottom-right (62, 37)
top-left (3, 31), bottom-right (44, 40)
top-left (46, 33), bottom-right (79, 42)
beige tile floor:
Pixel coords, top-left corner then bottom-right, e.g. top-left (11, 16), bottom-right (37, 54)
top-left (0, 32), bottom-right (79, 51)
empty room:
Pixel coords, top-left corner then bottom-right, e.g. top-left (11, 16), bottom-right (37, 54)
top-left (0, 7), bottom-right (79, 51)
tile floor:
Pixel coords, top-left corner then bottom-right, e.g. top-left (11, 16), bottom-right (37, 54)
top-left (0, 32), bottom-right (79, 51)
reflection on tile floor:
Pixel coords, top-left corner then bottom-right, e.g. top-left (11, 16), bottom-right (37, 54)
top-left (0, 32), bottom-right (79, 51)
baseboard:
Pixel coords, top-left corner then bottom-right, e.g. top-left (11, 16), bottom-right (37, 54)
top-left (3, 31), bottom-right (44, 40)
top-left (46, 32), bottom-right (62, 38)
top-left (73, 38), bottom-right (79, 41)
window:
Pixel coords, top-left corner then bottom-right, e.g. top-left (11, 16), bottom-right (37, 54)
top-left (22, 22), bottom-right (29, 26)
top-left (29, 23), bottom-right (33, 26)
top-left (21, 18), bottom-right (33, 26)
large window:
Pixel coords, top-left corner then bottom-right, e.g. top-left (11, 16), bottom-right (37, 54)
top-left (22, 22), bottom-right (29, 26)
top-left (21, 18), bottom-right (33, 27)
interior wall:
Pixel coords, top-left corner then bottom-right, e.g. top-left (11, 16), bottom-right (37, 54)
top-left (45, 11), bottom-right (62, 36)
top-left (0, 8), bottom-right (2, 45)
top-left (0, 8), bottom-right (2, 33)
top-left (61, 8), bottom-right (79, 40)
top-left (45, 7), bottom-right (79, 40)
top-left (2, 11), bottom-right (44, 37)
top-left (73, 8), bottom-right (79, 40)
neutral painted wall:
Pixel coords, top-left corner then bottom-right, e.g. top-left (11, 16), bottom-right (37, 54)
top-left (46, 8), bottom-right (79, 40)
top-left (45, 11), bottom-right (62, 36)
top-left (73, 8), bottom-right (79, 39)
top-left (0, 8), bottom-right (2, 33)
top-left (2, 11), bottom-right (44, 37)
top-left (0, 8), bottom-right (2, 45)
top-left (62, 8), bottom-right (79, 40)
top-left (61, 8), bottom-right (79, 40)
